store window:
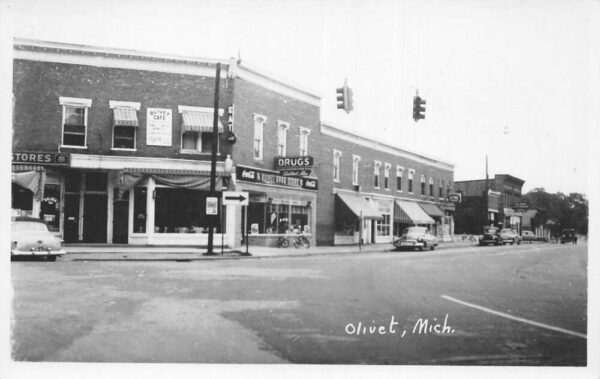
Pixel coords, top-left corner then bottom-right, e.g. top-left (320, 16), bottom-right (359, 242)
top-left (133, 187), bottom-right (147, 233)
top-left (248, 199), bottom-right (311, 235)
top-left (277, 122), bottom-right (289, 156)
top-left (333, 150), bottom-right (342, 182)
top-left (154, 188), bottom-right (223, 233)
top-left (352, 155), bottom-right (361, 186)
top-left (11, 183), bottom-right (33, 213)
top-left (253, 114), bottom-right (266, 160)
top-left (299, 127), bottom-right (311, 156)
top-left (60, 97), bottom-right (91, 148)
top-left (110, 101), bottom-right (140, 150)
top-left (429, 177), bottom-right (434, 197)
top-left (41, 184), bottom-right (61, 232)
top-left (384, 163), bottom-right (391, 189)
top-left (373, 161), bottom-right (381, 188)
top-left (396, 166), bottom-right (404, 191)
top-left (408, 169), bottom-right (415, 193)
top-left (376, 201), bottom-right (392, 236)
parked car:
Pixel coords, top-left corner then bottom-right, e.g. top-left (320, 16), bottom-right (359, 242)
top-left (560, 229), bottom-right (578, 244)
top-left (521, 230), bottom-right (536, 243)
top-left (479, 226), bottom-right (500, 246)
top-left (393, 227), bottom-right (438, 251)
top-left (497, 228), bottom-right (522, 245)
top-left (11, 217), bottom-right (66, 261)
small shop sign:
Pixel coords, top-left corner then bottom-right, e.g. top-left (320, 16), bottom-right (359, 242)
top-left (447, 193), bottom-right (462, 203)
top-left (146, 108), bottom-right (172, 146)
top-left (206, 196), bottom-right (219, 215)
top-left (12, 152), bottom-right (70, 165)
top-left (274, 156), bottom-right (314, 176)
top-left (237, 166), bottom-right (318, 191)
top-left (512, 201), bottom-right (529, 211)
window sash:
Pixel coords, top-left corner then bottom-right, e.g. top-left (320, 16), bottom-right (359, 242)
top-left (182, 131), bottom-right (199, 150)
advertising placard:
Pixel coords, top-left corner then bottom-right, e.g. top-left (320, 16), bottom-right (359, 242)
top-left (146, 108), bottom-right (172, 146)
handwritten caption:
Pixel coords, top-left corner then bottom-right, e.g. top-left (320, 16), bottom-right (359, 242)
top-left (345, 314), bottom-right (455, 337)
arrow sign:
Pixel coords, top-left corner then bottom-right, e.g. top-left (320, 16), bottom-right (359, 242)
top-left (222, 191), bottom-right (249, 206)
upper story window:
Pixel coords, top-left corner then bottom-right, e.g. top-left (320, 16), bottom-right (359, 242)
top-left (299, 127), bottom-right (311, 156)
top-left (421, 175), bottom-right (426, 196)
top-left (447, 181), bottom-right (452, 198)
top-left (179, 105), bottom-right (224, 153)
top-left (60, 97), bottom-right (92, 148)
top-left (352, 155), bottom-right (361, 186)
top-left (373, 161), bottom-right (381, 188)
top-left (408, 169), bottom-right (415, 193)
top-left (110, 101), bottom-right (140, 150)
top-left (333, 150), bottom-right (342, 182)
top-left (396, 166), bottom-right (404, 191)
top-left (384, 163), bottom-right (391, 190)
top-left (277, 121), bottom-right (289, 156)
top-left (253, 114), bottom-right (267, 160)
top-left (439, 179), bottom-right (444, 198)
top-left (429, 177), bottom-right (434, 197)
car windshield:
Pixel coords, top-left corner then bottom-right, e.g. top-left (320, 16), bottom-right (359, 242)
top-left (12, 221), bottom-right (49, 232)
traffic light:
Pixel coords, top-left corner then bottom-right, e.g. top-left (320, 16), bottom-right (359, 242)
top-left (336, 83), bottom-right (353, 113)
top-left (413, 95), bottom-right (426, 121)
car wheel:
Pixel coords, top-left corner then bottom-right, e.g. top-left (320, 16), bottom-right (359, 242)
top-left (430, 245), bottom-right (435, 251)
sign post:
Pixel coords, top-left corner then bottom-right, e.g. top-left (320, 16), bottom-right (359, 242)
top-left (222, 191), bottom-right (250, 255)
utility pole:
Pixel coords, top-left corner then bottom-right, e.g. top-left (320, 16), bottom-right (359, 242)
top-left (484, 155), bottom-right (489, 228)
top-left (204, 62), bottom-right (221, 256)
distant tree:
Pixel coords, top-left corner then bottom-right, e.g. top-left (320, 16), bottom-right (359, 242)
top-left (523, 189), bottom-right (588, 235)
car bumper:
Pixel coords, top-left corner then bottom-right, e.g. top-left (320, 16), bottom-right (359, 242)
top-left (11, 249), bottom-right (66, 256)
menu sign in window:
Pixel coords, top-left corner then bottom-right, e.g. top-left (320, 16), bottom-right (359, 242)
top-left (146, 108), bottom-right (172, 146)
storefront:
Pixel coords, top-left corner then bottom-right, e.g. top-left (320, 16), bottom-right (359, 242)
top-left (393, 200), bottom-right (435, 236)
top-left (418, 202), bottom-right (445, 239)
top-left (235, 165), bottom-right (318, 247)
top-left (333, 191), bottom-right (383, 245)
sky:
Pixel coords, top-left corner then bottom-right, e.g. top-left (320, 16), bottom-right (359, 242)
top-left (1, 0), bottom-right (597, 194)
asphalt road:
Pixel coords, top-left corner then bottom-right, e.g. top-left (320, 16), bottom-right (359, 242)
top-left (10, 243), bottom-right (587, 365)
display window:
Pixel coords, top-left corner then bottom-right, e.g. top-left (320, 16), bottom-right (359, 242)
top-left (247, 197), bottom-right (311, 235)
top-left (41, 184), bottom-right (61, 232)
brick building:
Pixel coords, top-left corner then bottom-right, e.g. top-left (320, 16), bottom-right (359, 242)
top-left (11, 38), bottom-right (456, 248)
top-left (454, 174), bottom-right (525, 234)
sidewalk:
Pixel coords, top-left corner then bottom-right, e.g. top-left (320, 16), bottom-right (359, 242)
top-left (61, 240), bottom-right (478, 261)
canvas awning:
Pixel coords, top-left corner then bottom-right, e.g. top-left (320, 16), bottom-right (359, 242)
top-left (419, 202), bottom-right (445, 218)
top-left (182, 111), bottom-right (224, 133)
top-left (11, 170), bottom-right (45, 200)
top-left (336, 193), bottom-right (382, 220)
top-left (113, 107), bottom-right (139, 127)
top-left (394, 200), bottom-right (435, 224)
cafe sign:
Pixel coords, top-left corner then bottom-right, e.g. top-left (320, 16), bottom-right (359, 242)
top-left (274, 156), bottom-right (314, 176)
top-left (237, 165), bottom-right (318, 191)
top-left (13, 152), bottom-right (70, 165)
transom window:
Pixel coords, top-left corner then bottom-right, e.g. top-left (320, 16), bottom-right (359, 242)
top-left (60, 97), bottom-right (92, 148)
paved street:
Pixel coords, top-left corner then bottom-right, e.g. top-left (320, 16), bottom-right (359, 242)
top-left (11, 243), bottom-right (587, 365)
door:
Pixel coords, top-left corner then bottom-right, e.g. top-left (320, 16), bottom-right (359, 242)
top-left (112, 198), bottom-right (129, 244)
top-left (83, 194), bottom-right (108, 243)
top-left (63, 194), bottom-right (80, 243)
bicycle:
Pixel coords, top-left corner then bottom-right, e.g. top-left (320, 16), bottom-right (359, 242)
top-left (292, 235), bottom-right (310, 249)
top-left (276, 236), bottom-right (290, 248)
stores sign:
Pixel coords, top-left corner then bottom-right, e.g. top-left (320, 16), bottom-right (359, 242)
top-left (13, 152), bottom-right (70, 165)
top-left (237, 166), bottom-right (318, 191)
top-left (146, 108), bottom-right (172, 146)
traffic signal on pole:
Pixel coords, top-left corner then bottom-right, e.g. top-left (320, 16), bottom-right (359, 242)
top-left (336, 83), bottom-right (353, 113)
top-left (413, 95), bottom-right (426, 121)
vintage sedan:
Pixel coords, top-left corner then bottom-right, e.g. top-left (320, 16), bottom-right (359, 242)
top-left (11, 218), bottom-right (66, 261)
top-left (521, 230), bottom-right (536, 243)
top-left (479, 226), bottom-right (500, 246)
top-left (497, 228), bottom-right (522, 245)
top-left (393, 226), bottom-right (438, 251)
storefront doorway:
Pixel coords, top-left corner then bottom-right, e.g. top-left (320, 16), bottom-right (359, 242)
top-left (62, 171), bottom-right (108, 243)
top-left (83, 194), bottom-right (107, 242)
top-left (112, 192), bottom-right (129, 244)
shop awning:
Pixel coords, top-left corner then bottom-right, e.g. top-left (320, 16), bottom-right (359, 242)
top-left (11, 170), bottom-right (45, 200)
top-left (336, 193), bottom-right (382, 220)
top-left (394, 200), bottom-right (435, 224)
top-left (419, 202), bottom-right (445, 218)
top-left (182, 111), bottom-right (224, 133)
top-left (113, 107), bottom-right (139, 127)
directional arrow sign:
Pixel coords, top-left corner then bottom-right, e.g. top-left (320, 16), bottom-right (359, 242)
top-left (222, 191), bottom-right (249, 206)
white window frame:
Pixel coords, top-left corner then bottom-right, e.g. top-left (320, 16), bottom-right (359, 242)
top-left (408, 169), bottom-right (415, 194)
top-left (179, 105), bottom-right (224, 154)
top-left (373, 161), bottom-right (382, 189)
top-left (396, 166), bottom-right (404, 192)
top-left (420, 175), bottom-right (426, 196)
top-left (439, 179), bottom-right (444, 199)
top-left (277, 121), bottom-right (290, 157)
top-left (253, 113), bottom-right (267, 160)
top-left (429, 177), bottom-right (434, 197)
top-left (333, 150), bottom-right (342, 182)
top-left (352, 155), bottom-right (361, 186)
top-left (299, 127), bottom-right (311, 156)
top-left (110, 100), bottom-right (140, 151)
top-left (59, 97), bottom-right (92, 149)
top-left (384, 163), bottom-right (391, 190)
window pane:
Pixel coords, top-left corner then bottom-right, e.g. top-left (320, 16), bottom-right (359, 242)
top-left (41, 184), bottom-right (61, 232)
top-left (114, 125), bottom-right (135, 149)
top-left (182, 131), bottom-right (198, 150)
top-left (201, 132), bottom-right (214, 153)
top-left (154, 188), bottom-right (222, 233)
top-left (65, 106), bottom-right (85, 125)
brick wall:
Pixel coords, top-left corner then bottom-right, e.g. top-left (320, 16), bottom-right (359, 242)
top-left (13, 59), bottom-right (233, 160)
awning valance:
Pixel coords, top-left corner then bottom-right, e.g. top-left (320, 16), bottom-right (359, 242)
top-left (182, 111), bottom-right (224, 133)
top-left (336, 193), bottom-right (382, 220)
top-left (394, 200), bottom-right (435, 224)
top-left (419, 202), bottom-right (445, 218)
top-left (113, 107), bottom-right (139, 127)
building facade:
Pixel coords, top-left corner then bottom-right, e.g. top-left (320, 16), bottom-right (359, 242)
top-left (11, 38), bottom-right (456, 248)
top-left (454, 174), bottom-right (525, 234)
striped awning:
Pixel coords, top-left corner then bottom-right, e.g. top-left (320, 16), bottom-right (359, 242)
top-left (336, 193), bottom-right (382, 220)
top-left (394, 200), bottom-right (435, 224)
top-left (113, 107), bottom-right (139, 127)
top-left (123, 167), bottom-right (213, 176)
top-left (419, 202), bottom-right (445, 217)
top-left (182, 111), bottom-right (224, 133)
